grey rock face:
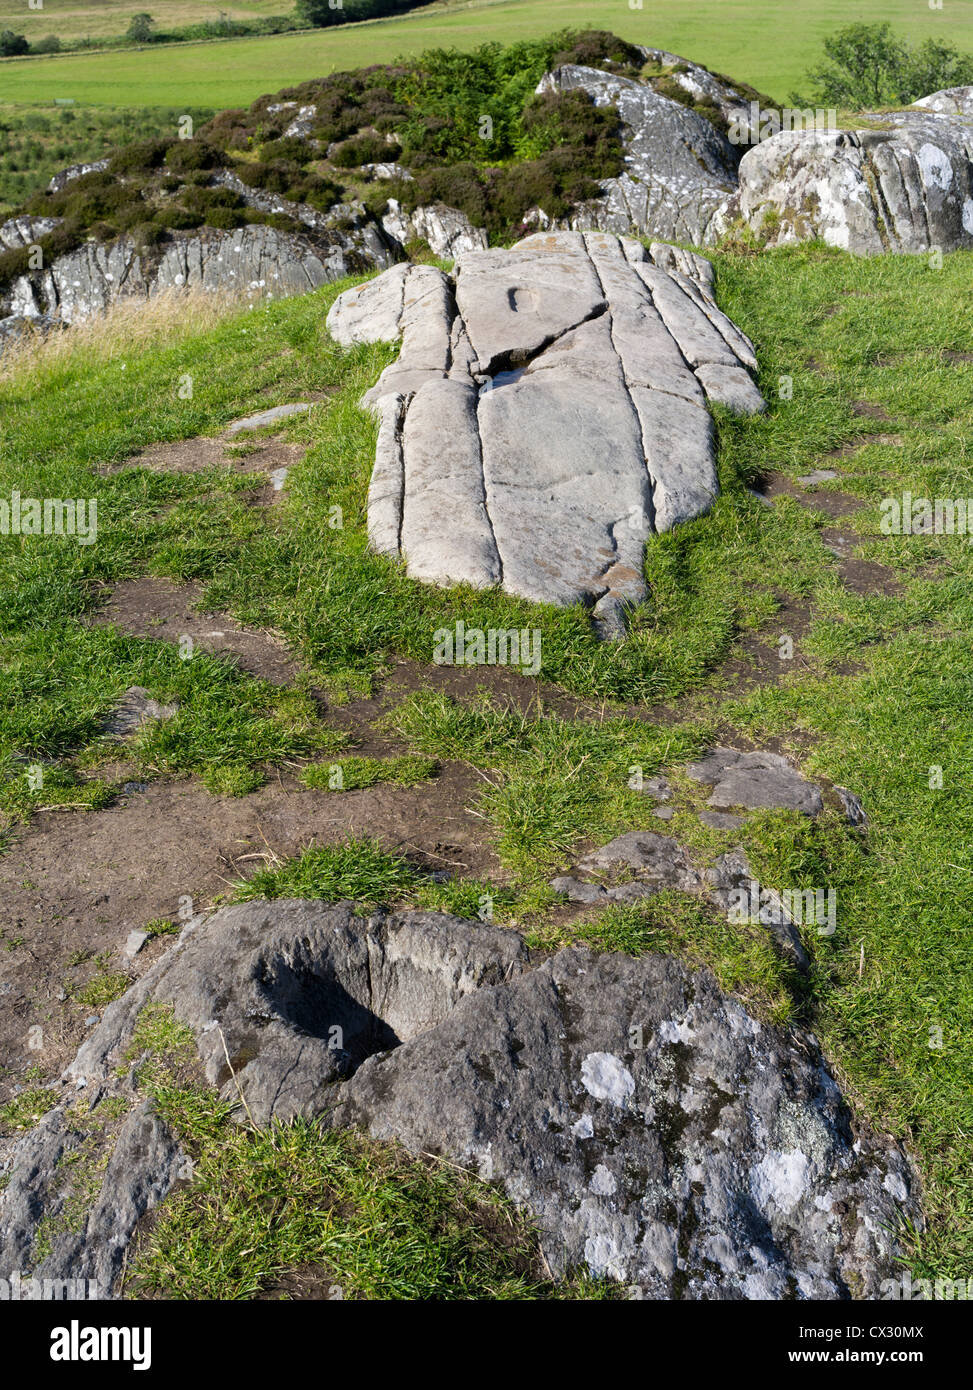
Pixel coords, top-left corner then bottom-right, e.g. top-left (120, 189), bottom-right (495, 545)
top-left (578, 829), bottom-right (701, 890)
top-left (226, 403), bottom-right (312, 435)
top-left (266, 101), bottom-right (319, 141)
top-left (0, 1095), bottom-right (187, 1298)
top-left (686, 747), bottom-right (825, 816)
top-left (65, 900), bottom-right (529, 1128)
top-left (722, 109), bottom-right (973, 254)
top-left (0, 214), bottom-right (61, 251)
top-left (536, 65), bottom-right (738, 245)
top-left (914, 85), bottom-right (973, 117)
top-left (0, 312), bottom-right (62, 344)
top-left (101, 685), bottom-right (179, 739)
top-left (2, 215), bottom-right (398, 330)
top-left (381, 199), bottom-right (489, 259)
top-left (47, 159), bottom-right (110, 193)
top-left (638, 46), bottom-right (757, 129)
top-left (326, 230), bottom-right (763, 628)
top-left (2, 901), bottom-right (917, 1298)
top-left (329, 945), bottom-right (917, 1297)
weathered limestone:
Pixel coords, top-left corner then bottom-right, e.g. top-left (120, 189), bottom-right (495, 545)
top-left (326, 230), bottom-right (763, 629)
top-left (381, 199), bottom-right (488, 260)
top-left (2, 215), bottom-right (398, 330)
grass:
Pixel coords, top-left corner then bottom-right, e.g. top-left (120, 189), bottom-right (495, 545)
top-left (2, 0), bottom-right (968, 108)
top-left (232, 836), bottom-right (428, 903)
top-left (0, 103), bottom-right (214, 216)
top-left (72, 956), bottom-right (132, 1008)
top-left (0, 1085), bottom-right (58, 1134)
top-left (1, 235), bottom-right (972, 1279)
top-left (122, 1002), bottom-right (610, 1299)
top-left (129, 1088), bottom-right (608, 1299)
top-left (300, 752), bottom-right (437, 791)
top-left (384, 690), bottom-right (709, 871)
top-left (0, 0), bottom-right (288, 45)
top-left (526, 892), bottom-right (803, 1026)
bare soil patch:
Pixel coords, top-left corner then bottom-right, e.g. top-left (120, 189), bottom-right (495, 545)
top-left (88, 576), bottom-right (301, 686)
top-left (0, 761), bottom-right (493, 1107)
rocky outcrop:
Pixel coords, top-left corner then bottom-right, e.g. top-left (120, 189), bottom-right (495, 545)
top-left (331, 944), bottom-right (915, 1296)
top-left (326, 230), bottom-right (763, 631)
top-left (638, 46), bottom-right (760, 129)
top-left (0, 215), bottom-right (61, 251)
top-left (543, 55), bottom-right (973, 257)
top-left (47, 159), bottom-right (109, 193)
top-left (4, 220), bottom-right (397, 327)
top-left (552, 828), bottom-right (812, 971)
top-left (914, 85), bottom-right (973, 117)
top-left (381, 199), bottom-right (488, 260)
top-left (0, 900), bottom-right (918, 1298)
top-left (537, 64), bottom-right (739, 245)
top-left (719, 105), bottom-right (973, 254)
top-left (0, 1096), bottom-right (188, 1298)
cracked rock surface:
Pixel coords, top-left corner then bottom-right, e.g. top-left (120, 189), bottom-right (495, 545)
top-left (717, 100), bottom-right (973, 254)
top-left (326, 231), bottom-right (763, 629)
top-left (0, 900), bottom-right (917, 1298)
top-left (1, 218), bottom-right (397, 328)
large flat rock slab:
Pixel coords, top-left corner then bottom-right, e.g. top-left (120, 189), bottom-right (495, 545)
top-left (326, 230), bottom-right (763, 631)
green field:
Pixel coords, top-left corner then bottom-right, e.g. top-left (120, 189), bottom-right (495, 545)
top-left (2, 0), bottom-right (972, 108)
top-left (0, 0), bottom-right (288, 44)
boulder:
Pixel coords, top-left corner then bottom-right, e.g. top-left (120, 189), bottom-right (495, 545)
top-left (47, 159), bottom-right (110, 193)
top-left (720, 107), bottom-right (973, 254)
top-left (913, 85), bottom-right (973, 117)
top-left (686, 747), bottom-right (825, 816)
top-left (0, 901), bottom-right (918, 1299)
top-left (327, 943), bottom-right (916, 1297)
top-left (326, 230), bottom-right (763, 631)
top-left (381, 199), bottom-right (488, 260)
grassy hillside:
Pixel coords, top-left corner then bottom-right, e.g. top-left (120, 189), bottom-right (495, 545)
top-left (0, 104), bottom-right (215, 216)
top-left (2, 0), bottom-right (972, 108)
top-left (1, 239), bottom-right (971, 1279)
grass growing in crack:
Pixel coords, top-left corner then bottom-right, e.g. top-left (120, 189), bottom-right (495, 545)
top-left (300, 753), bottom-right (437, 792)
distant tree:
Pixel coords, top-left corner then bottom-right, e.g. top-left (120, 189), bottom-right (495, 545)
top-left (296, 0), bottom-right (351, 25)
top-left (296, 0), bottom-right (425, 28)
top-left (31, 35), bottom-right (62, 54)
top-left (126, 13), bottom-right (156, 43)
top-left (0, 30), bottom-right (30, 57)
top-left (797, 22), bottom-right (973, 108)
top-left (901, 38), bottom-right (973, 103)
